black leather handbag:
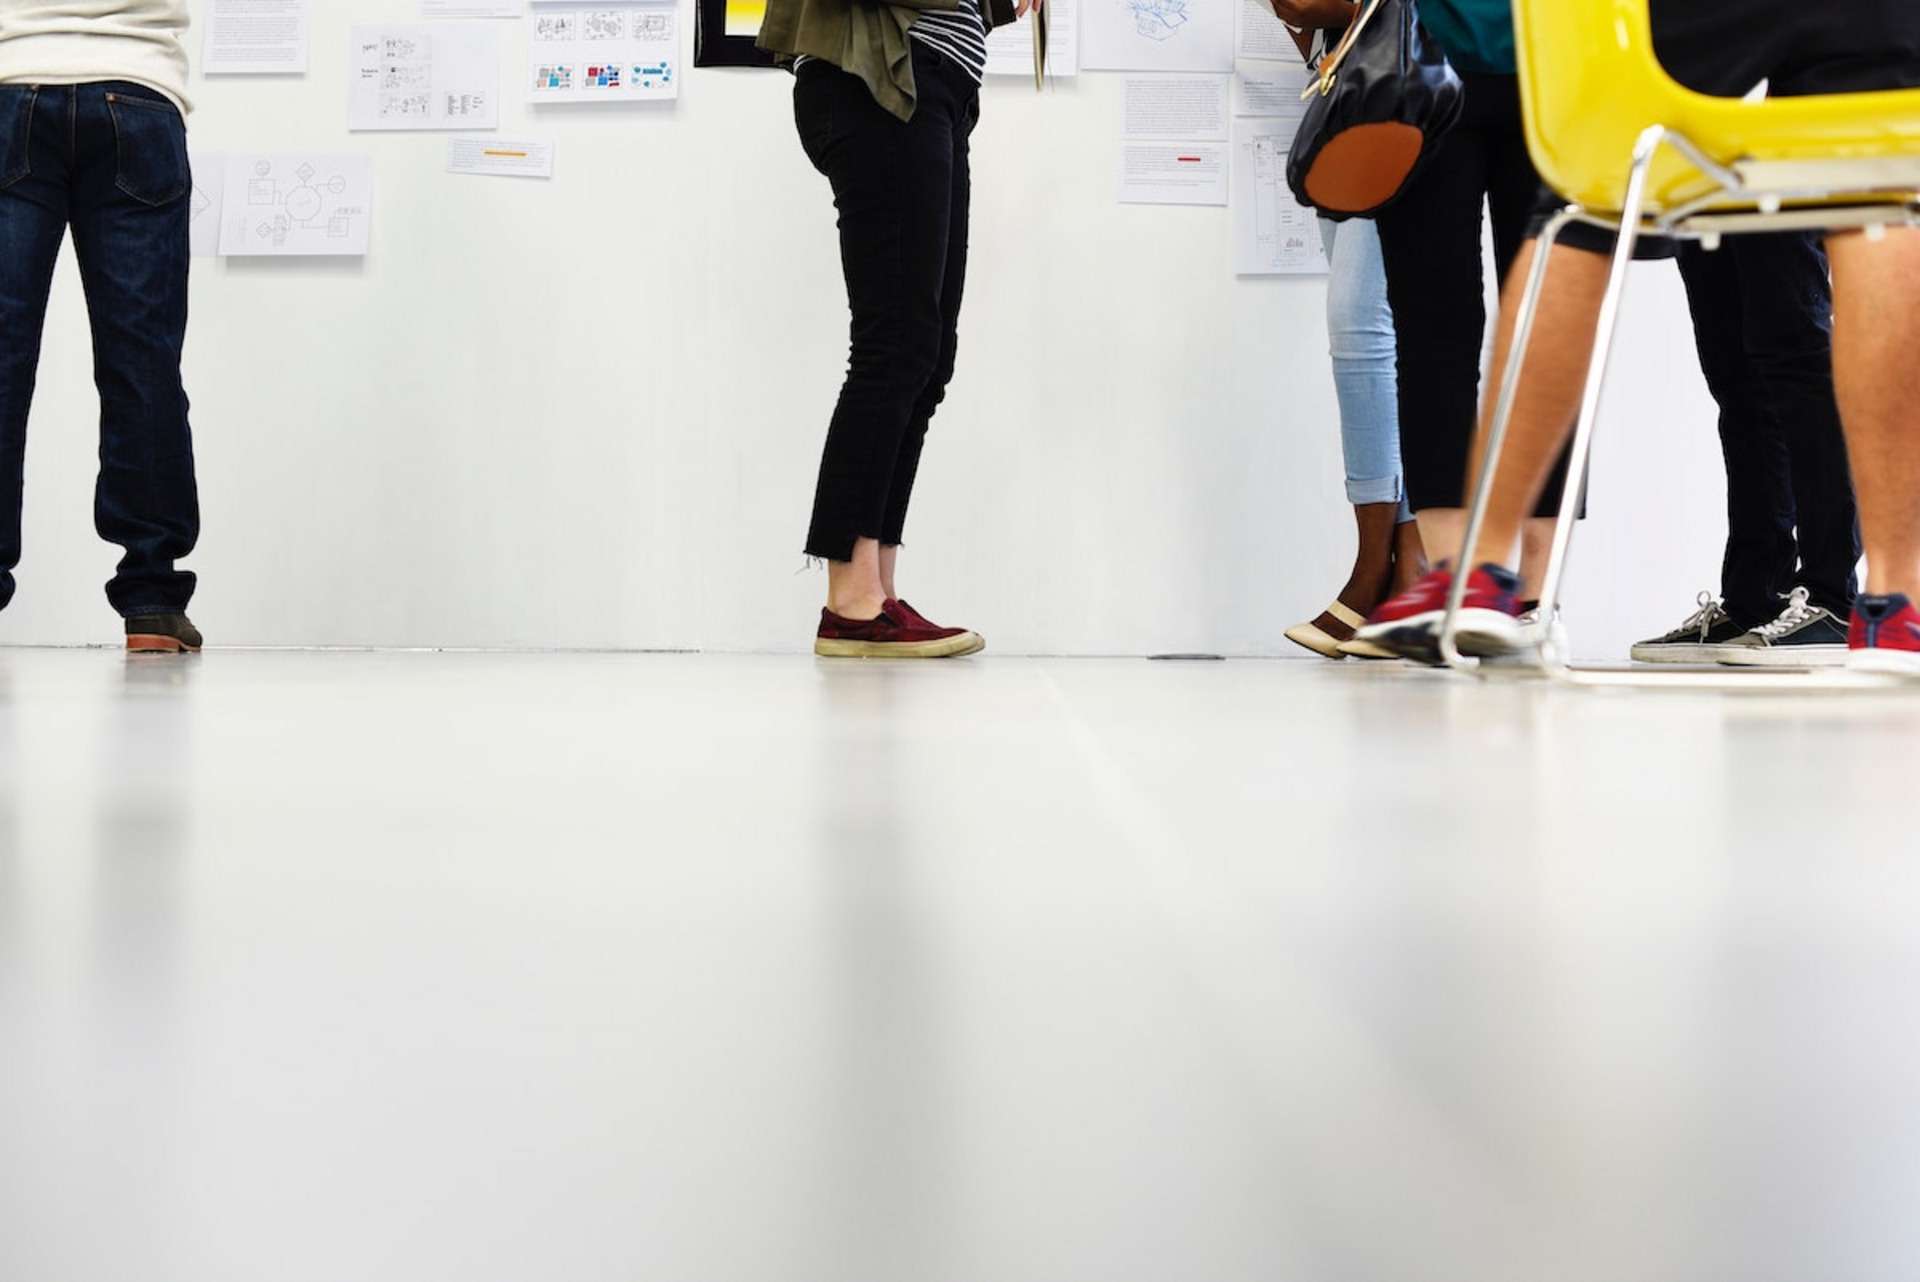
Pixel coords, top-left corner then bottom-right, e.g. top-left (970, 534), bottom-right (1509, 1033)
top-left (1285, 0), bottom-right (1463, 220)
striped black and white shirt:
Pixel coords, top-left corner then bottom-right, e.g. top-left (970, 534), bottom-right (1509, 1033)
top-left (907, 0), bottom-right (988, 85)
top-left (793, 0), bottom-right (988, 88)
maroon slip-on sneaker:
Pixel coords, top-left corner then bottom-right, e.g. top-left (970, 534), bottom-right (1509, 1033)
top-left (816, 600), bottom-right (984, 658)
top-left (890, 599), bottom-right (985, 655)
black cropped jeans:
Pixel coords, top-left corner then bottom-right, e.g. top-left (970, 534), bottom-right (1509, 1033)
top-left (1373, 70), bottom-right (1577, 518)
top-left (793, 46), bottom-right (976, 562)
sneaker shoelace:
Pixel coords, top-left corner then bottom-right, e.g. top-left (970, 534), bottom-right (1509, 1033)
top-left (1752, 586), bottom-right (1819, 642)
top-left (1675, 590), bottom-right (1724, 641)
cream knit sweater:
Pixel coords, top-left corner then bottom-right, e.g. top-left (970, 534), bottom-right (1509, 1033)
top-left (0, 0), bottom-right (190, 112)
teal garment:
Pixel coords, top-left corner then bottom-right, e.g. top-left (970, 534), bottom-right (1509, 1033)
top-left (1416, 0), bottom-right (1515, 75)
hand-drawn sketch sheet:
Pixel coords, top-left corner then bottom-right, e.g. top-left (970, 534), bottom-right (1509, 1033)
top-left (349, 24), bottom-right (500, 130)
top-left (1230, 118), bottom-right (1323, 274)
top-left (528, 5), bottom-right (679, 102)
top-left (218, 154), bottom-right (375, 256)
top-left (1082, 0), bottom-right (1233, 73)
top-left (187, 150), bottom-right (227, 257)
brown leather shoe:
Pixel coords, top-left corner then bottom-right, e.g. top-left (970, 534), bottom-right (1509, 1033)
top-left (125, 612), bottom-right (202, 653)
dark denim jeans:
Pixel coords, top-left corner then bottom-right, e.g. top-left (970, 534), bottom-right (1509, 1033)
top-left (0, 81), bottom-right (198, 616)
top-left (1677, 232), bottom-right (1859, 625)
top-left (793, 47), bottom-right (975, 562)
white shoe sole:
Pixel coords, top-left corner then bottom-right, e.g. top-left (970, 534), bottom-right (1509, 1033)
top-left (1630, 642), bottom-right (1745, 664)
top-left (1715, 645), bottom-right (1848, 668)
top-left (815, 631), bottom-right (984, 658)
top-left (1847, 648), bottom-right (1920, 676)
top-left (1353, 608), bottom-right (1525, 660)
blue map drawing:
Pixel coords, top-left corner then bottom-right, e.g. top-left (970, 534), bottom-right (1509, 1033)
top-left (1126, 0), bottom-right (1190, 41)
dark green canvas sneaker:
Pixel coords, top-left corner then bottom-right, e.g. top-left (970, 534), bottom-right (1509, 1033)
top-left (125, 612), bottom-right (203, 654)
top-left (1716, 586), bottom-right (1848, 667)
top-left (1628, 592), bottom-right (1751, 663)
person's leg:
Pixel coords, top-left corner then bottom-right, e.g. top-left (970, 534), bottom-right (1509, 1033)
top-left (66, 83), bottom-right (197, 619)
top-left (1727, 231), bottom-right (1858, 619)
top-left (794, 56), bottom-right (961, 620)
top-left (0, 86), bottom-right (71, 615)
top-left (1827, 226), bottom-right (1920, 601)
top-left (1324, 216), bottom-right (1407, 600)
top-left (1674, 241), bottom-right (1796, 629)
top-left (1289, 217), bottom-right (1407, 655)
top-left (1374, 73), bottom-right (1499, 546)
top-left (1460, 239), bottom-right (1612, 574)
top-left (875, 61), bottom-right (975, 615)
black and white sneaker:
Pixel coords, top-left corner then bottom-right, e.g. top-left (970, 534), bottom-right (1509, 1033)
top-left (1628, 592), bottom-right (1748, 664)
top-left (1716, 586), bottom-right (1849, 667)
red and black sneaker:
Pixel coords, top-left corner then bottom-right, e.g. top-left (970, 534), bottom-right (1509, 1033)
top-left (1847, 593), bottom-right (1920, 676)
top-left (1352, 562), bottom-right (1523, 663)
top-left (891, 599), bottom-right (985, 655)
top-left (815, 599), bottom-right (984, 658)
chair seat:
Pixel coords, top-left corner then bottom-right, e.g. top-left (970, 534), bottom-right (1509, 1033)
top-left (1514, 1), bottom-right (1920, 220)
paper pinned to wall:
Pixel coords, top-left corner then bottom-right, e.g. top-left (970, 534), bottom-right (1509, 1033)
top-left (349, 24), bottom-right (500, 130)
top-left (1229, 119), bottom-right (1323, 273)
top-left (1119, 143), bottom-right (1227, 204)
top-left (1121, 74), bottom-right (1230, 140)
top-left (448, 136), bottom-right (557, 178)
top-left (1082, 0), bottom-right (1233, 72)
top-left (187, 151), bottom-right (227, 257)
top-left (218, 153), bottom-right (374, 256)
top-left (203, 0), bottom-right (310, 75)
top-left (420, 1), bottom-right (521, 14)
top-left (528, 5), bottom-right (679, 102)
top-left (984, 0), bottom-right (1079, 79)
top-left (1235, 0), bottom-right (1299, 62)
top-left (1234, 63), bottom-right (1311, 115)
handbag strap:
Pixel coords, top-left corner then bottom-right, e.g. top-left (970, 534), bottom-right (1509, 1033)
top-left (1303, 0), bottom-right (1385, 99)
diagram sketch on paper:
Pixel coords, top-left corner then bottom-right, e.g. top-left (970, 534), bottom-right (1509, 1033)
top-left (1230, 125), bottom-right (1324, 274)
top-left (351, 24), bottom-right (501, 130)
top-left (1125, 0), bottom-right (1189, 41)
top-left (583, 9), bottom-right (626, 39)
top-left (220, 154), bottom-right (372, 256)
top-left (186, 147), bottom-right (226, 257)
top-left (1250, 136), bottom-right (1313, 253)
top-left (527, 4), bottom-right (678, 101)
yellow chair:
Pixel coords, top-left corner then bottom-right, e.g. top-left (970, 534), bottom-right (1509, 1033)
top-left (1439, 0), bottom-right (1920, 683)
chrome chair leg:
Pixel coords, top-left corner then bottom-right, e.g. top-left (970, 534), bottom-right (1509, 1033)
top-left (1442, 126), bottom-right (1662, 679)
top-left (1530, 125), bottom-right (1665, 676)
top-left (1438, 205), bottom-right (1581, 671)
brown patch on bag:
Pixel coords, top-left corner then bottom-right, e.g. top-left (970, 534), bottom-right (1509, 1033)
top-left (1302, 122), bottom-right (1425, 214)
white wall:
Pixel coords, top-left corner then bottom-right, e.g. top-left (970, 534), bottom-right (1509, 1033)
top-left (8, 0), bottom-right (1733, 656)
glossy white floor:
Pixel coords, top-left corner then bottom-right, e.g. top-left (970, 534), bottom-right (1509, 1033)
top-left (3, 646), bottom-right (1918, 1282)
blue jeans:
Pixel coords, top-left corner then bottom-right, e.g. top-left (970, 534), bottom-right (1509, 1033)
top-left (1319, 217), bottom-right (1407, 519)
top-left (793, 47), bottom-right (975, 562)
top-left (0, 81), bottom-right (198, 616)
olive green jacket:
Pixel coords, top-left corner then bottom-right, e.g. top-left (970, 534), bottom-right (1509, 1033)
top-left (757, 0), bottom-right (1018, 122)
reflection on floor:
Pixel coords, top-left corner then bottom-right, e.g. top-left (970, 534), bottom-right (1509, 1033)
top-left (2, 648), bottom-right (1917, 1282)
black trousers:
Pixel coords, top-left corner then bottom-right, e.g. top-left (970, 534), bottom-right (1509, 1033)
top-left (793, 47), bottom-right (976, 563)
top-left (1677, 233), bottom-right (1858, 626)
top-left (1373, 70), bottom-right (1576, 517)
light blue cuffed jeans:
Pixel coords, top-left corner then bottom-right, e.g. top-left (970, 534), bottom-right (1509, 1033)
top-left (1319, 217), bottom-right (1409, 519)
